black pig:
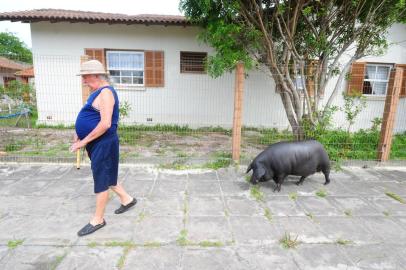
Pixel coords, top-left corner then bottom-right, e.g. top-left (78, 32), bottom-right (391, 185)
top-left (246, 140), bottom-right (330, 192)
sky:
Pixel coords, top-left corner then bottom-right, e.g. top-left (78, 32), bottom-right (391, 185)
top-left (0, 0), bottom-right (183, 48)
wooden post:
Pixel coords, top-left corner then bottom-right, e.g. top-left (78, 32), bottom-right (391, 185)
top-left (232, 62), bottom-right (245, 162)
top-left (377, 67), bottom-right (403, 162)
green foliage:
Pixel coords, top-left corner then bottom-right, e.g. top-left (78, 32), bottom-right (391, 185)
top-left (119, 101), bottom-right (131, 122)
top-left (279, 233), bottom-right (299, 249)
top-left (342, 93), bottom-right (367, 133)
top-left (7, 239), bottom-right (24, 249)
top-left (0, 32), bottom-right (32, 63)
top-left (204, 151), bottom-right (232, 169)
top-left (385, 191), bottom-right (405, 204)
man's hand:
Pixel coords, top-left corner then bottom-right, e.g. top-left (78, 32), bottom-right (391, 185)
top-left (73, 134), bottom-right (79, 143)
top-left (70, 140), bottom-right (86, 153)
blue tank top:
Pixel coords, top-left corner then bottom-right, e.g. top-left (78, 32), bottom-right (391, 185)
top-left (75, 86), bottom-right (119, 140)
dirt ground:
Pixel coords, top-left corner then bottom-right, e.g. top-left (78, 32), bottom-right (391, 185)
top-left (0, 127), bottom-right (265, 164)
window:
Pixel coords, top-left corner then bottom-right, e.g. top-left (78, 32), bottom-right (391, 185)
top-left (106, 51), bottom-right (144, 85)
top-left (180, 52), bottom-right (207, 74)
top-left (362, 64), bottom-right (392, 95)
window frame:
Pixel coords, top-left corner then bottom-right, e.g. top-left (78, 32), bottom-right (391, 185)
top-left (362, 63), bottom-right (393, 96)
top-left (180, 51), bottom-right (208, 74)
top-left (106, 50), bottom-right (145, 87)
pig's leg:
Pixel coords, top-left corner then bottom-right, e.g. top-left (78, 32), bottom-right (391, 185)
top-left (322, 168), bottom-right (330, 185)
top-left (273, 175), bottom-right (286, 192)
top-left (296, 176), bottom-right (306, 185)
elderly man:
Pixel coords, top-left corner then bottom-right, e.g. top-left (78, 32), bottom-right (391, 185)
top-left (70, 60), bottom-right (136, 236)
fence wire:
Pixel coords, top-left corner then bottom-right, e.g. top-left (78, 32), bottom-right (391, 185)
top-left (1, 54), bottom-right (405, 167)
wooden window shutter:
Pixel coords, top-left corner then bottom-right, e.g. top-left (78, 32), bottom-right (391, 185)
top-left (145, 51), bottom-right (164, 87)
top-left (347, 62), bottom-right (366, 96)
top-left (84, 48), bottom-right (106, 67)
top-left (395, 64), bottom-right (406, 98)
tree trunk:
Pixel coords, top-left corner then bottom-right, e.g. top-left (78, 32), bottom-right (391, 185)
top-left (279, 90), bottom-right (305, 141)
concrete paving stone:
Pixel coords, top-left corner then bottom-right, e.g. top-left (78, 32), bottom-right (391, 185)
top-left (340, 181), bottom-right (387, 197)
top-left (125, 167), bottom-right (157, 181)
top-left (57, 246), bottom-right (123, 270)
top-left (329, 196), bottom-right (383, 216)
top-left (366, 197), bottom-right (406, 216)
top-left (188, 180), bottom-right (222, 196)
top-left (219, 180), bottom-right (250, 196)
top-left (329, 170), bottom-right (358, 182)
top-left (343, 167), bottom-right (383, 182)
top-left (182, 247), bottom-right (250, 270)
top-left (229, 216), bottom-right (281, 245)
top-left (265, 196), bottom-right (307, 217)
top-left (235, 244), bottom-right (299, 270)
top-left (187, 170), bottom-right (218, 181)
top-left (290, 244), bottom-right (359, 270)
top-left (0, 216), bottom-right (46, 245)
top-left (123, 246), bottom-right (182, 270)
top-left (0, 180), bottom-right (17, 194)
top-left (76, 215), bottom-right (138, 244)
top-left (186, 216), bottom-right (232, 243)
top-left (224, 196), bottom-right (263, 216)
top-left (0, 178), bottom-right (51, 196)
top-left (64, 165), bottom-right (93, 181)
top-left (216, 167), bottom-right (246, 181)
top-left (28, 165), bottom-right (71, 180)
top-left (0, 246), bottom-right (69, 270)
top-left (374, 168), bottom-right (406, 182)
top-left (394, 244), bottom-right (406, 267)
top-left (120, 180), bottom-right (155, 198)
top-left (156, 171), bottom-right (188, 181)
top-left (41, 180), bottom-right (87, 197)
top-left (341, 244), bottom-right (402, 270)
top-left (133, 216), bottom-right (183, 244)
top-left (316, 217), bottom-right (383, 244)
top-left (296, 196), bottom-right (343, 216)
top-left (273, 216), bottom-right (329, 244)
top-left (188, 196), bottom-right (225, 216)
top-left (143, 195), bottom-right (184, 216)
top-left (361, 216), bottom-right (406, 243)
top-left (23, 215), bottom-right (85, 246)
top-left (150, 180), bottom-right (186, 197)
top-left (0, 195), bottom-right (66, 217)
top-left (371, 181), bottom-right (406, 196)
top-left (0, 246), bottom-right (8, 263)
top-left (0, 165), bottom-right (41, 180)
top-left (260, 177), bottom-right (321, 197)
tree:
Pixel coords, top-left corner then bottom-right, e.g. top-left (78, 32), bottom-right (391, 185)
top-left (179, 0), bottom-right (406, 139)
top-left (0, 32), bottom-right (32, 63)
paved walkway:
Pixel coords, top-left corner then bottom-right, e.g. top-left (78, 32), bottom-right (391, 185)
top-left (0, 163), bottom-right (406, 270)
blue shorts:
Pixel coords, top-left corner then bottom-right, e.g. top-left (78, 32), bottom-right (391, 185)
top-left (86, 133), bottom-right (119, 193)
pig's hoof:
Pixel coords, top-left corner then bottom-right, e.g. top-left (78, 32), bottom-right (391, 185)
top-left (296, 181), bottom-right (303, 186)
top-left (324, 181), bottom-right (330, 185)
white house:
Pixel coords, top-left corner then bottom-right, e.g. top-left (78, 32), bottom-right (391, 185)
top-left (0, 9), bottom-right (405, 132)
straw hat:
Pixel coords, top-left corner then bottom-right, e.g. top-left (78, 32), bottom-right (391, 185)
top-left (78, 60), bottom-right (108, 76)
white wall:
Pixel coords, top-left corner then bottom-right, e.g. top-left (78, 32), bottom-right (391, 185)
top-left (30, 22), bottom-right (405, 132)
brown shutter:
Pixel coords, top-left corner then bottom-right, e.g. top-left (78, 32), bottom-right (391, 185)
top-left (395, 64), bottom-right (406, 98)
top-left (84, 48), bottom-right (106, 67)
top-left (347, 62), bottom-right (366, 96)
top-left (145, 51), bottom-right (164, 87)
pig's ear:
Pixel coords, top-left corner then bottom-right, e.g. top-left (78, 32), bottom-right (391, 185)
top-left (256, 166), bottom-right (266, 179)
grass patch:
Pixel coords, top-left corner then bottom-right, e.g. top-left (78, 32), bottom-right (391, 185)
top-left (245, 175), bottom-right (251, 183)
top-left (176, 229), bottom-right (190, 246)
top-left (105, 241), bottom-right (135, 247)
top-left (250, 185), bottom-right (264, 202)
top-left (306, 212), bottom-right (314, 220)
top-left (204, 151), bottom-right (233, 169)
top-left (279, 233), bottom-right (300, 249)
top-left (264, 207), bottom-right (273, 222)
top-left (117, 246), bottom-right (133, 269)
top-left (198, 241), bottom-right (224, 247)
top-left (383, 211), bottom-right (390, 216)
top-left (289, 192), bottom-right (298, 201)
top-left (315, 188), bottom-right (328, 198)
top-left (143, 242), bottom-right (162, 248)
top-left (50, 253), bottom-right (67, 270)
top-left (87, 241), bottom-right (99, 248)
top-left (385, 191), bottom-right (405, 204)
top-left (7, 239), bottom-right (24, 249)
top-left (344, 209), bottom-right (352, 217)
top-left (336, 239), bottom-right (353, 245)
top-left (158, 159), bottom-right (192, 170)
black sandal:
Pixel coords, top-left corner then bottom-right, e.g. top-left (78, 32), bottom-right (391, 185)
top-left (114, 197), bottom-right (137, 214)
top-left (77, 219), bottom-right (106, 236)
